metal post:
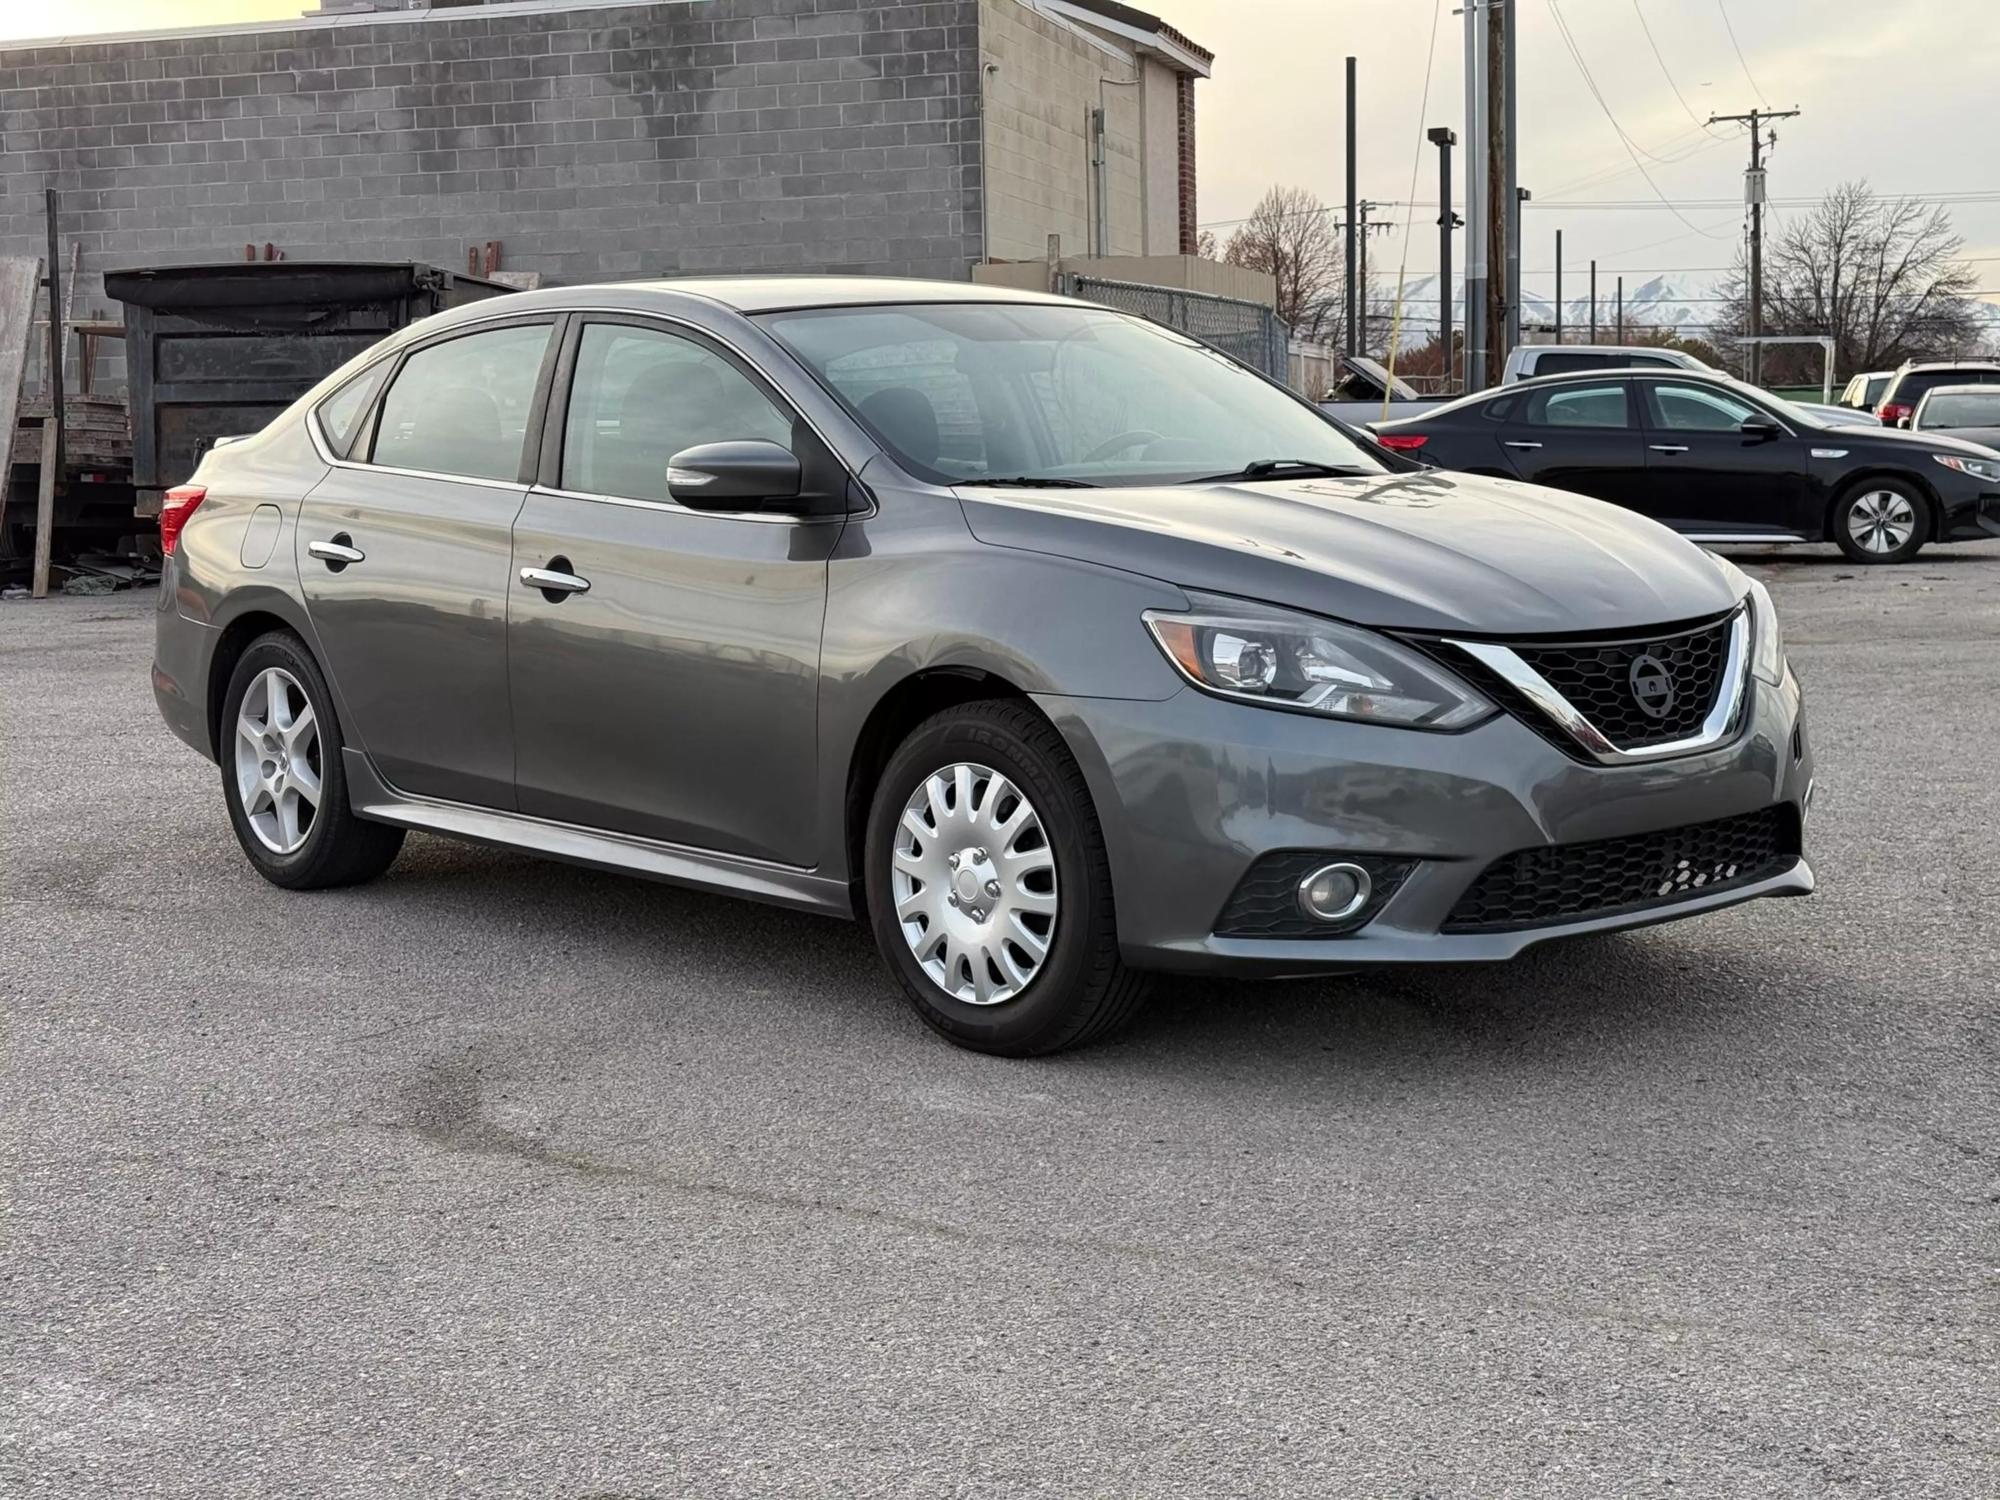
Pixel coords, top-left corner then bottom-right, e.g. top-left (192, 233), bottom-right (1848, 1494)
top-left (1554, 229), bottom-right (1563, 345)
top-left (1357, 200), bottom-right (1372, 355)
top-left (1485, 0), bottom-right (1507, 375)
top-left (1090, 106), bottom-right (1107, 258)
top-left (1462, 0), bottom-right (1487, 390)
top-left (33, 188), bottom-right (65, 600)
top-left (1429, 127), bottom-right (1456, 374)
top-left (1502, 0), bottom-right (1520, 354)
top-left (1616, 275), bottom-right (1624, 342)
top-left (1344, 56), bottom-right (1358, 358)
top-left (1589, 259), bottom-right (1597, 342)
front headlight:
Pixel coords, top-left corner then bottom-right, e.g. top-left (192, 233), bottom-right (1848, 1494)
top-left (1935, 452), bottom-right (2000, 483)
top-left (1711, 558), bottom-right (1786, 684)
top-left (1144, 601), bottom-right (1494, 728)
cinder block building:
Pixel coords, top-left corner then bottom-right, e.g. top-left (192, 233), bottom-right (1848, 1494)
top-left (0, 0), bottom-right (1212, 312)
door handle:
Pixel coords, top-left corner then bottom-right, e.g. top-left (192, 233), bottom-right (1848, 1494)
top-left (520, 563), bottom-right (591, 598)
top-left (1649, 444), bottom-right (1690, 454)
top-left (307, 535), bottom-right (365, 568)
top-left (1502, 440), bottom-right (1543, 449)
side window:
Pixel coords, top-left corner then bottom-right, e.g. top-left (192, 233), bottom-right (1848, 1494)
top-left (1522, 382), bottom-right (1629, 428)
top-left (1533, 352), bottom-right (1614, 376)
top-left (561, 323), bottom-right (793, 503)
top-left (371, 322), bottom-right (553, 482)
top-left (315, 360), bottom-right (391, 458)
top-left (1645, 382), bottom-right (1762, 432)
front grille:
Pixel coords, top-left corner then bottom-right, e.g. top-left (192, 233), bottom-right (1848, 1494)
top-left (1442, 805), bottom-right (1797, 933)
top-left (1214, 852), bottom-right (1413, 938)
top-left (1511, 614), bottom-right (1734, 750)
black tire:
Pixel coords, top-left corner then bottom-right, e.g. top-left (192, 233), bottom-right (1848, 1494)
top-left (1831, 478), bottom-right (1929, 564)
top-left (862, 699), bottom-right (1148, 1057)
top-left (219, 631), bottom-right (404, 890)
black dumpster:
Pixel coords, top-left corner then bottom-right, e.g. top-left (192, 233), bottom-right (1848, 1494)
top-left (104, 261), bottom-right (515, 497)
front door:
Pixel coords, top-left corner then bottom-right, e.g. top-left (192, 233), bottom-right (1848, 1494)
top-left (506, 318), bottom-right (837, 866)
top-left (297, 317), bottom-right (557, 808)
top-left (1638, 380), bottom-right (1808, 536)
top-left (1494, 379), bottom-right (1647, 507)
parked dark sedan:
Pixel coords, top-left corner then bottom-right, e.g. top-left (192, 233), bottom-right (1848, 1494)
top-left (1373, 368), bottom-right (2000, 563)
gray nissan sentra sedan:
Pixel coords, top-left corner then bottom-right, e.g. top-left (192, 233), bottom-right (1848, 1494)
top-left (152, 277), bottom-right (1815, 1055)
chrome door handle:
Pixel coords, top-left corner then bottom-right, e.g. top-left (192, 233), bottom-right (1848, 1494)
top-left (307, 537), bottom-right (365, 565)
top-left (520, 566), bottom-right (590, 596)
top-left (1649, 444), bottom-right (1690, 453)
top-left (1502, 440), bottom-right (1543, 449)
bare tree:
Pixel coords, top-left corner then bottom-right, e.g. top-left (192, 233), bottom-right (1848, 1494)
top-left (1713, 181), bottom-right (1983, 380)
top-left (1222, 186), bottom-right (1346, 344)
top-left (1194, 228), bottom-right (1220, 260)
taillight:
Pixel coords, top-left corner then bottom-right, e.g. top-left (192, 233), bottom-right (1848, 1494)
top-left (1377, 433), bottom-right (1428, 451)
top-left (159, 485), bottom-right (207, 555)
top-left (1878, 402), bottom-right (1911, 428)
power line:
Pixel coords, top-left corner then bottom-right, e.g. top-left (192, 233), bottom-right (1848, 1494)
top-left (1716, 0), bottom-right (1773, 109)
top-left (1544, 0), bottom-right (1726, 238)
top-left (1632, 0), bottom-right (1717, 134)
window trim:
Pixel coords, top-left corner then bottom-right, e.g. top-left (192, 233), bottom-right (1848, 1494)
top-left (360, 313), bottom-right (565, 487)
top-left (310, 354), bottom-right (396, 461)
top-left (535, 311), bottom-right (851, 522)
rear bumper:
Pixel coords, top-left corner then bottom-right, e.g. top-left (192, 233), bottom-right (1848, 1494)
top-left (152, 559), bottom-right (220, 761)
top-left (1041, 669), bottom-right (1813, 975)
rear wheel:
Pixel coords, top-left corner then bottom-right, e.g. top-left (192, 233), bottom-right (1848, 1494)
top-left (220, 632), bottom-right (403, 889)
top-left (863, 700), bottom-right (1147, 1056)
top-left (1833, 480), bottom-right (1928, 564)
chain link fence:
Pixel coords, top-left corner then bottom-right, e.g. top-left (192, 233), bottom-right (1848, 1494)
top-left (1061, 275), bottom-right (1291, 384)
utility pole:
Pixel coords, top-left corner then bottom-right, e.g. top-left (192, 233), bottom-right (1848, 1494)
top-left (1554, 229), bottom-right (1563, 345)
top-left (1501, 0), bottom-right (1520, 355)
top-left (1589, 258), bottom-right (1597, 342)
top-left (1462, 0), bottom-right (1487, 391)
top-left (1429, 127), bottom-right (1457, 377)
top-left (1356, 200), bottom-right (1384, 355)
top-left (1485, 0), bottom-right (1509, 376)
top-left (1708, 106), bottom-right (1800, 385)
top-left (1345, 56), bottom-right (1358, 357)
top-left (1616, 275), bottom-right (1624, 342)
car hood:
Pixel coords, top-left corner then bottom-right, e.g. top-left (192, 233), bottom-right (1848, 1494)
top-left (1838, 422), bottom-right (2000, 457)
top-left (957, 469), bottom-right (1742, 635)
top-left (1906, 427), bottom-right (2000, 455)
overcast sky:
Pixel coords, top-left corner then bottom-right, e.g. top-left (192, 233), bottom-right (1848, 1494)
top-left (14, 0), bottom-right (2000, 306)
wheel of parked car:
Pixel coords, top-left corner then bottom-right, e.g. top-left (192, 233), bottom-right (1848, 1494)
top-left (1832, 479), bottom-right (1929, 565)
top-left (863, 700), bottom-right (1148, 1056)
top-left (221, 632), bottom-right (405, 889)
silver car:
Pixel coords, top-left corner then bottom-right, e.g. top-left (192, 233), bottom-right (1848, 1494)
top-left (153, 278), bottom-right (1815, 1055)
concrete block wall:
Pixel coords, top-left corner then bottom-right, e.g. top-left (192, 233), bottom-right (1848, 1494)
top-left (0, 0), bottom-right (983, 388)
top-left (977, 0), bottom-right (1141, 263)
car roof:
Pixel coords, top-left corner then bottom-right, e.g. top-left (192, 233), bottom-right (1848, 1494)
top-left (1523, 344), bottom-right (1693, 356)
top-left (1919, 383), bottom-right (2000, 398)
top-left (1893, 359), bottom-right (2000, 373)
top-left (1498, 365), bottom-right (1734, 391)
top-left (603, 275), bottom-right (1076, 313)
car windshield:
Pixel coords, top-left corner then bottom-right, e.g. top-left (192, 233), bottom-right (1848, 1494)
top-left (1920, 390), bottom-right (2000, 428)
top-left (759, 302), bottom-right (1388, 486)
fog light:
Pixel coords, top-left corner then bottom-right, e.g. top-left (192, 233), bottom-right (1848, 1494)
top-left (1297, 862), bottom-right (1372, 923)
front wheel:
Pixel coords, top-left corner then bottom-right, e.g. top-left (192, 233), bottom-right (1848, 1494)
top-left (862, 700), bottom-right (1147, 1056)
top-left (1833, 480), bottom-right (1928, 564)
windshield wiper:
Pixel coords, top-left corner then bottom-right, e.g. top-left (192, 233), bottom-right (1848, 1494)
top-left (966, 475), bottom-right (1102, 489)
top-left (1186, 459), bottom-right (1375, 484)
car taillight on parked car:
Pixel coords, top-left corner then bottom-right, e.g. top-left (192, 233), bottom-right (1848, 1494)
top-left (159, 485), bottom-right (207, 555)
top-left (1377, 433), bottom-right (1428, 451)
top-left (1878, 402), bottom-right (1912, 428)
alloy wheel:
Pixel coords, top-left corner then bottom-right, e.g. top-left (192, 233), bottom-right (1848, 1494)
top-left (890, 762), bottom-right (1059, 1006)
top-left (1848, 489), bottom-right (1916, 555)
top-left (233, 666), bottom-right (322, 854)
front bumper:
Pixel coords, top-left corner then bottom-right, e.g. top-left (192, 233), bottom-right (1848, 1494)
top-left (1040, 669), bottom-right (1813, 974)
top-left (1940, 487), bottom-right (2000, 541)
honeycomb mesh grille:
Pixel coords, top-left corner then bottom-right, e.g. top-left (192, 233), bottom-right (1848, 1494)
top-left (1512, 615), bottom-right (1734, 750)
top-left (1214, 853), bottom-right (1413, 939)
top-left (1443, 805), bottom-right (1797, 933)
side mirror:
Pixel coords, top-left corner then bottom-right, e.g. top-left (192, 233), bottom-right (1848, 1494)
top-left (666, 440), bottom-right (802, 510)
top-left (1739, 416), bottom-right (1782, 442)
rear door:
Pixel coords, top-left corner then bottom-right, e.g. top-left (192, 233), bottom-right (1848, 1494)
top-left (1637, 380), bottom-right (1808, 536)
top-left (505, 316), bottom-right (839, 865)
top-left (297, 315), bottom-right (558, 808)
top-left (1493, 379), bottom-right (1646, 505)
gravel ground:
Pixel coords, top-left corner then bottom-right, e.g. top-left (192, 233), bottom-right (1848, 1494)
top-left (3, 543), bottom-right (1996, 1498)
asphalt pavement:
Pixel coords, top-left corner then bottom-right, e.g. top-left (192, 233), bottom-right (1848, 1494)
top-left (3, 543), bottom-right (1996, 1498)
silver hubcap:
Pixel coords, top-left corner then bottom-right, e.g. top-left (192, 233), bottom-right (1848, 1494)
top-left (891, 762), bottom-right (1059, 1006)
top-left (233, 667), bottom-right (322, 855)
top-left (1849, 489), bottom-right (1915, 554)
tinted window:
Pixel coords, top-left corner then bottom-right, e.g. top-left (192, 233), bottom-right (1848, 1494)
top-left (1532, 352), bottom-right (1617, 375)
top-left (1893, 369), bottom-right (2000, 406)
top-left (1919, 390), bottom-right (2000, 428)
top-left (1644, 382), bottom-right (1762, 432)
top-left (762, 303), bottom-right (1386, 486)
top-left (1522, 382), bottom-right (1629, 428)
top-left (560, 324), bottom-right (793, 503)
top-left (371, 322), bottom-right (551, 481)
top-left (315, 360), bottom-right (391, 457)
top-left (1863, 375), bottom-right (1890, 408)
